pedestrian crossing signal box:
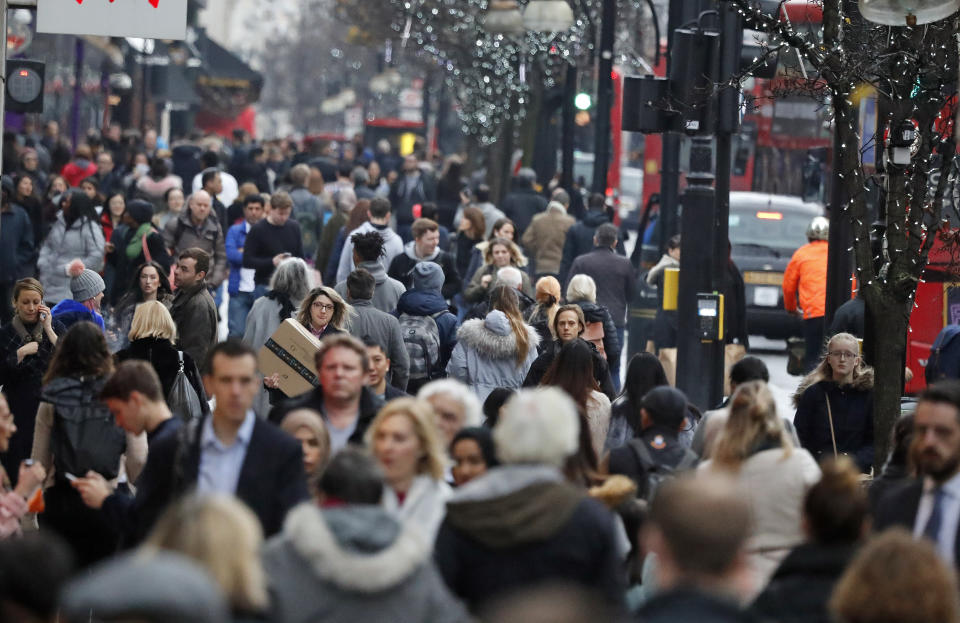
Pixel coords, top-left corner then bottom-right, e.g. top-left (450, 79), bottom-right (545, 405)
top-left (697, 293), bottom-right (724, 342)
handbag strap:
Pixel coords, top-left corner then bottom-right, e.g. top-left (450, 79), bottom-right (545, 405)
top-left (141, 231), bottom-right (153, 263)
top-left (177, 350), bottom-right (184, 373)
top-left (825, 393), bottom-right (839, 458)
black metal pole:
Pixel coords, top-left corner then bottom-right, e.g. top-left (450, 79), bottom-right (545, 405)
top-left (561, 63), bottom-right (576, 192)
top-left (676, 137), bottom-right (722, 410)
top-left (659, 0), bottom-right (704, 256)
top-left (591, 0), bottom-right (616, 193)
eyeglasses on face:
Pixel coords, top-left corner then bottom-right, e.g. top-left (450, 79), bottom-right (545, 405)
top-left (828, 350), bottom-right (858, 361)
top-left (311, 302), bottom-right (335, 312)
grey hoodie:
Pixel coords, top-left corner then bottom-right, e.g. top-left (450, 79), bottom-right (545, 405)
top-left (335, 260), bottom-right (407, 313)
top-left (262, 504), bottom-right (468, 623)
top-left (446, 310), bottom-right (540, 403)
top-left (336, 221), bottom-right (405, 284)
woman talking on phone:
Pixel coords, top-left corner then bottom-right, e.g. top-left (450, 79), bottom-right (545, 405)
top-left (0, 279), bottom-right (64, 483)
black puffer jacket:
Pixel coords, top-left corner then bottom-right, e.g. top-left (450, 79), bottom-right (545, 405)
top-left (572, 300), bottom-right (620, 367)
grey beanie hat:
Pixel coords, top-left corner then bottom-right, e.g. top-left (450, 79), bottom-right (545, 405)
top-left (71, 268), bottom-right (105, 301)
top-left (412, 261), bottom-right (444, 292)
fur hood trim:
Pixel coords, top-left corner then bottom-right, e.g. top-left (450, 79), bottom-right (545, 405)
top-left (283, 504), bottom-right (429, 593)
top-left (456, 312), bottom-right (540, 361)
top-left (792, 365), bottom-right (875, 406)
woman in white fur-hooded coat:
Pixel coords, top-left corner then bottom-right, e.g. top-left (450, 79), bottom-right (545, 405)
top-left (446, 285), bottom-right (540, 404)
top-left (262, 449), bottom-right (468, 623)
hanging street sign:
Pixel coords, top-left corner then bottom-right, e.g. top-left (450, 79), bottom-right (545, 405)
top-left (37, 0), bottom-right (188, 40)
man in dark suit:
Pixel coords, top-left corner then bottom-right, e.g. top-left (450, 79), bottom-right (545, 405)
top-left (169, 340), bottom-right (308, 537)
top-left (875, 381), bottom-right (960, 567)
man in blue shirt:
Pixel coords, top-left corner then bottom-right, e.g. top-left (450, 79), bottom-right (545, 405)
top-left (104, 341), bottom-right (308, 538)
top-left (225, 194), bottom-right (265, 337)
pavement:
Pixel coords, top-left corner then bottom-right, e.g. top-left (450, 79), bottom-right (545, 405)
top-left (748, 336), bottom-right (802, 423)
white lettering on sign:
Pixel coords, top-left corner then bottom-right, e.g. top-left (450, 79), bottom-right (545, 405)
top-left (38, 0), bottom-right (188, 40)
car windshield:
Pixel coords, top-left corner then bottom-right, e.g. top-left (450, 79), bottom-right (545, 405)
top-left (729, 206), bottom-right (814, 254)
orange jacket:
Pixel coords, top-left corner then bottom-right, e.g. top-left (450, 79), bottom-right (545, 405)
top-left (783, 240), bottom-right (828, 319)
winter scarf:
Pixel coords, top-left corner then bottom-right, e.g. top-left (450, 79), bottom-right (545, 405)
top-left (126, 222), bottom-right (157, 259)
top-left (267, 290), bottom-right (296, 324)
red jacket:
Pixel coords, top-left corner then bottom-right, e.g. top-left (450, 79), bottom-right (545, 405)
top-left (61, 160), bottom-right (97, 188)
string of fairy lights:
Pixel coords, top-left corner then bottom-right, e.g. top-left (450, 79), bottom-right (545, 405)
top-left (381, 0), bottom-right (655, 143)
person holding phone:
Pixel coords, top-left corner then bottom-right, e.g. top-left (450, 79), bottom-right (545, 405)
top-left (0, 279), bottom-right (63, 484)
top-left (0, 392), bottom-right (45, 538)
top-left (242, 191), bottom-right (303, 297)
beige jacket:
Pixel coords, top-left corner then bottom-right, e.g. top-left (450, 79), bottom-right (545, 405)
top-left (521, 208), bottom-right (575, 275)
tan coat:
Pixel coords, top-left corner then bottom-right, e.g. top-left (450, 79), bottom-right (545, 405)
top-left (521, 208), bottom-right (575, 276)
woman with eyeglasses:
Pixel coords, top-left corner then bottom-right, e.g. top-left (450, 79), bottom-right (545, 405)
top-left (296, 285), bottom-right (352, 339)
top-left (793, 332), bottom-right (875, 473)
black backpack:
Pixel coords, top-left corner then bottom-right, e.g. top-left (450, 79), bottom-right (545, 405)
top-left (628, 439), bottom-right (699, 501)
top-left (48, 379), bottom-right (127, 482)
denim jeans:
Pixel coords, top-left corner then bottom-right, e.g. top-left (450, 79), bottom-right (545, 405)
top-left (228, 291), bottom-right (256, 338)
top-left (611, 326), bottom-right (625, 394)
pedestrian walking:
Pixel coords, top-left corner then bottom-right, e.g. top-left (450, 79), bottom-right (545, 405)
top-left (434, 387), bottom-right (623, 613)
top-left (699, 381), bottom-right (821, 594)
top-left (31, 322), bottom-right (147, 568)
top-left (262, 448), bottom-right (469, 623)
top-left (225, 194), bottom-right (266, 338)
top-left (334, 230), bottom-right (406, 314)
top-left (37, 190), bottom-right (104, 305)
top-left (566, 223), bottom-right (635, 391)
top-left (109, 261), bottom-right (173, 352)
top-left (541, 340), bottom-right (612, 459)
top-left (0, 279), bottom-right (63, 481)
top-left (115, 301), bottom-right (208, 417)
top-left (783, 216), bottom-right (830, 372)
top-left (162, 190), bottom-right (227, 291)
top-left (369, 398), bottom-right (451, 545)
top-left (344, 268), bottom-right (409, 391)
top-left (72, 361), bottom-right (183, 548)
top-left (793, 332), bottom-right (875, 473)
top-left (752, 457), bottom-right (869, 623)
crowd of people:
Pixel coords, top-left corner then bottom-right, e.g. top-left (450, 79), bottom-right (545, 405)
top-left (0, 123), bottom-right (956, 623)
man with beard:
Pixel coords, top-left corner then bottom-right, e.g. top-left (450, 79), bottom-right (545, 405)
top-left (875, 381), bottom-right (960, 567)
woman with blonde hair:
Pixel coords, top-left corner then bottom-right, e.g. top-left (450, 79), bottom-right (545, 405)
top-left (146, 494), bottom-right (270, 621)
top-left (367, 397), bottom-right (450, 544)
top-left (829, 529), bottom-right (960, 623)
top-left (280, 408), bottom-right (331, 492)
top-left (464, 237), bottom-right (533, 304)
top-left (701, 380), bottom-right (820, 594)
top-left (447, 285), bottom-right (541, 403)
top-left (565, 274), bottom-right (620, 377)
top-left (793, 332), bottom-right (874, 473)
top-left (116, 300), bottom-right (207, 416)
top-left (296, 285), bottom-right (353, 339)
top-left (525, 275), bottom-right (562, 345)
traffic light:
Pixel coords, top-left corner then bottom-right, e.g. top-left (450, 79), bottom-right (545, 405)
top-left (6, 60), bottom-right (44, 113)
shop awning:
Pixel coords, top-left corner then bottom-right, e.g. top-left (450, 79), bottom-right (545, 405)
top-left (193, 29), bottom-right (263, 118)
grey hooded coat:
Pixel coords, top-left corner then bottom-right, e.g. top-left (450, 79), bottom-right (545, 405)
top-left (446, 310), bottom-right (540, 403)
